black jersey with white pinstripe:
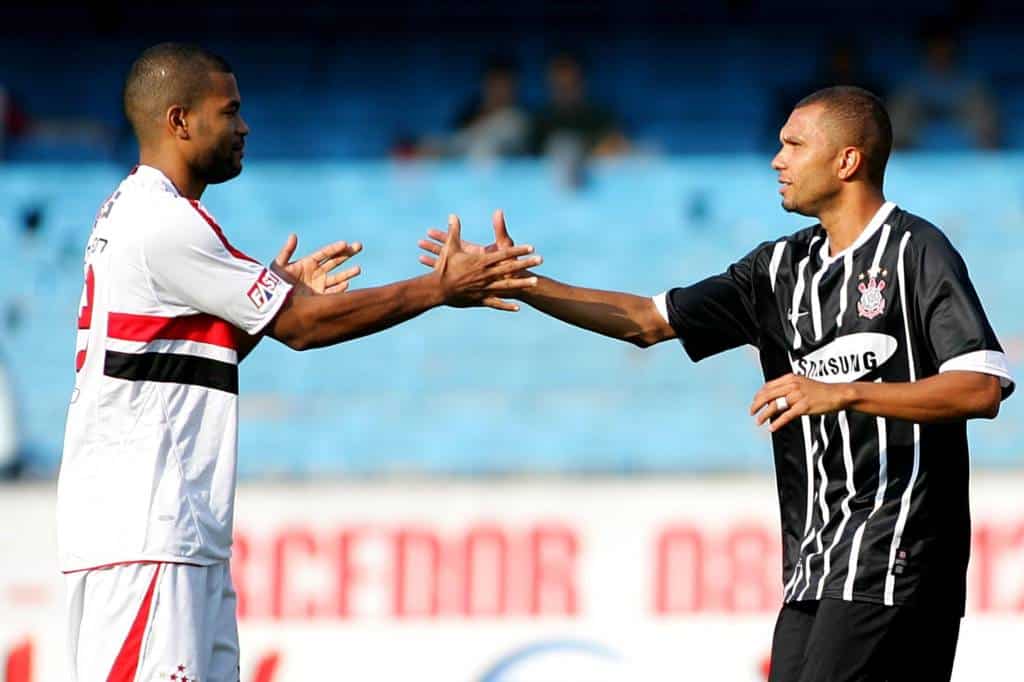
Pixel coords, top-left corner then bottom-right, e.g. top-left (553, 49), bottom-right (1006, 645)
top-left (655, 202), bottom-right (1014, 615)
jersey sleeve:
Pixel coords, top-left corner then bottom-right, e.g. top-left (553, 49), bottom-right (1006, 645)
top-left (142, 200), bottom-right (293, 335)
top-left (652, 243), bottom-right (764, 362)
top-left (911, 230), bottom-right (1014, 396)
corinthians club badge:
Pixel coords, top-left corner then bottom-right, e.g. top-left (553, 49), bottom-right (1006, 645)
top-left (857, 267), bottom-right (888, 319)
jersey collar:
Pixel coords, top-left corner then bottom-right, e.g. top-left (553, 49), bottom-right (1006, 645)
top-left (818, 200), bottom-right (896, 265)
top-left (131, 164), bottom-right (182, 198)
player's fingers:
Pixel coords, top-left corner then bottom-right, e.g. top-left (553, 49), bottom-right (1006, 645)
top-left (425, 228), bottom-right (448, 242)
top-left (484, 276), bottom-right (539, 291)
top-left (319, 247), bottom-right (361, 273)
top-left (484, 244), bottom-right (535, 265)
top-left (755, 392), bottom-right (798, 426)
top-left (492, 209), bottom-right (514, 247)
top-left (483, 296), bottom-right (520, 312)
top-left (418, 239), bottom-right (443, 256)
top-left (488, 255), bottom-right (543, 277)
top-left (446, 214), bottom-right (462, 248)
top-left (274, 233), bottom-right (298, 267)
top-left (749, 381), bottom-right (797, 415)
top-left (419, 255), bottom-right (438, 268)
top-left (770, 399), bottom-right (809, 432)
top-left (324, 266), bottom-right (361, 289)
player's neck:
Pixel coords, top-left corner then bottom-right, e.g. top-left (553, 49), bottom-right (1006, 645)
top-left (818, 189), bottom-right (886, 257)
top-left (137, 151), bottom-right (207, 201)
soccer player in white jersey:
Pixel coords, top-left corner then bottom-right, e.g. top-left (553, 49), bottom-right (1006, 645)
top-left (420, 87), bottom-right (1013, 681)
top-left (58, 43), bottom-right (542, 682)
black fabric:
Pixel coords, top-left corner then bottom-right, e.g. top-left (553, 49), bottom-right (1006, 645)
top-left (104, 351), bottom-right (239, 394)
top-left (662, 206), bottom-right (1009, 615)
top-left (768, 598), bottom-right (961, 682)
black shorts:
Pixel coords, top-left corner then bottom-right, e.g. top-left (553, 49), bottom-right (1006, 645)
top-left (768, 598), bottom-right (961, 682)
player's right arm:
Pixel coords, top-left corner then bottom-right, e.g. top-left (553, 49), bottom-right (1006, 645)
top-left (505, 275), bottom-right (676, 348)
top-left (419, 210), bottom-right (676, 348)
top-left (145, 206), bottom-right (540, 353)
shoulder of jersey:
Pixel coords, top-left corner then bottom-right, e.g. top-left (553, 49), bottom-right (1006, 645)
top-left (119, 173), bottom-right (210, 238)
top-left (888, 208), bottom-right (954, 251)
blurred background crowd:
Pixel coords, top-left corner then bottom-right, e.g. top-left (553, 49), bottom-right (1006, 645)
top-left (1, 0), bottom-right (1022, 480)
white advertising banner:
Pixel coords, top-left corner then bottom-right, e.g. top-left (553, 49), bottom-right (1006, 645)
top-left (2, 476), bottom-right (1022, 681)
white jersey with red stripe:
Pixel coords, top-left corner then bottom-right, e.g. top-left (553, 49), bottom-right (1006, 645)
top-left (57, 165), bottom-right (292, 572)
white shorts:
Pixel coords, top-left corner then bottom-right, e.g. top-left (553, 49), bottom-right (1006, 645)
top-left (64, 561), bottom-right (239, 682)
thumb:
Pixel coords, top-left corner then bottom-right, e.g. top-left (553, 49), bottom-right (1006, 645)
top-left (446, 214), bottom-right (462, 250)
top-left (492, 209), bottom-right (513, 247)
top-left (274, 233), bottom-right (298, 267)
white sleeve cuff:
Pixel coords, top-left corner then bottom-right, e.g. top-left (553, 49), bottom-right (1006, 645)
top-left (652, 292), bottom-right (670, 324)
top-left (939, 350), bottom-right (1014, 390)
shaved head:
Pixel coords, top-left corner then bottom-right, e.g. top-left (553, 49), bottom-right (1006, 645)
top-left (793, 86), bottom-right (893, 187)
top-left (123, 43), bottom-right (233, 143)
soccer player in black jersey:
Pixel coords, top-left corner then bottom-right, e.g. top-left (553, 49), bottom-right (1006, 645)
top-left (419, 86), bottom-right (1014, 681)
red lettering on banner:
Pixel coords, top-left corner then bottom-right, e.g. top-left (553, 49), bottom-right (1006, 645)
top-left (655, 523), bottom-right (780, 614)
top-left (723, 525), bottom-right (779, 612)
top-left (235, 522), bottom-right (580, 621)
top-left (530, 525), bottom-right (578, 616)
top-left (335, 529), bottom-right (367, 619)
top-left (655, 525), bottom-right (704, 613)
top-left (971, 522), bottom-right (1024, 613)
top-left (271, 528), bottom-right (322, 619)
top-left (394, 527), bottom-right (441, 617)
top-left (462, 526), bottom-right (508, 616)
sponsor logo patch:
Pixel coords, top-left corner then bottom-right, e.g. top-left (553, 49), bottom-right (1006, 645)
top-left (791, 332), bottom-right (898, 383)
top-left (247, 268), bottom-right (283, 310)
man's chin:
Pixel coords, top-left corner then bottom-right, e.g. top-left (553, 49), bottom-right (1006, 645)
top-left (205, 163), bottom-right (243, 185)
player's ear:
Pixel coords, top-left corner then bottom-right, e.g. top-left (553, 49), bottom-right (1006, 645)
top-left (167, 104), bottom-right (190, 140)
top-left (837, 146), bottom-right (861, 181)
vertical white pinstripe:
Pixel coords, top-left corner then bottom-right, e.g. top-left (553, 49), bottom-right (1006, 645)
top-left (870, 224), bottom-right (892, 275)
top-left (844, 379), bottom-right (889, 601)
top-left (817, 410), bottom-right (856, 599)
top-left (835, 251), bottom-right (854, 328)
top-left (769, 241), bottom-right (787, 292)
top-left (784, 414), bottom-right (818, 601)
top-left (885, 232), bottom-right (920, 605)
top-left (789, 236), bottom-right (821, 350)
top-left (809, 254), bottom-right (830, 340)
top-left (796, 417), bottom-right (831, 600)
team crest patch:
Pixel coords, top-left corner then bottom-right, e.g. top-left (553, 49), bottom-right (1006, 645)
top-left (247, 268), bottom-right (283, 310)
top-left (857, 268), bottom-right (888, 320)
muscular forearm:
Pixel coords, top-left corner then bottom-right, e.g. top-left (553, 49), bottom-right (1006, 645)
top-left (270, 272), bottom-right (444, 350)
top-left (844, 371), bottom-right (1002, 422)
top-left (518, 275), bottom-right (674, 347)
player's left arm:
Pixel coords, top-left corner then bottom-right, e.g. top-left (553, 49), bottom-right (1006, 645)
top-left (751, 371), bottom-right (1002, 432)
top-left (235, 233), bottom-right (362, 362)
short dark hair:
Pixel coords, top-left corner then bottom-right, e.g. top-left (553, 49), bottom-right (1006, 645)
top-left (123, 42), bottom-right (233, 143)
top-left (795, 86), bottom-right (893, 187)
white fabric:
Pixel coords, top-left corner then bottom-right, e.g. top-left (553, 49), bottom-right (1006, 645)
top-left (57, 165), bottom-right (292, 571)
top-left (652, 292), bottom-right (669, 324)
top-left (65, 561), bottom-right (239, 682)
top-left (939, 349), bottom-right (1014, 390)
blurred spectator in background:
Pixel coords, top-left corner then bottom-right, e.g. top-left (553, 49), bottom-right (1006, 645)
top-left (447, 56), bottom-right (529, 159)
top-left (771, 41), bottom-right (885, 141)
top-left (0, 85), bottom-right (31, 160)
top-left (889, 21), bottom-right (1000, 149)
top-left (0, 353), bottom-right (20, 478)
top-left (529, 52), bottom-right (629, 159)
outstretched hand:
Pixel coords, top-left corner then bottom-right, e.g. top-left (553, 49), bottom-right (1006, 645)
top-left (274, 234), bottom-right (362, 295)
top-left (429, 212), bottom-right (540, 311)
